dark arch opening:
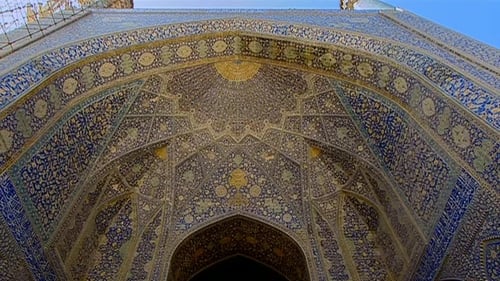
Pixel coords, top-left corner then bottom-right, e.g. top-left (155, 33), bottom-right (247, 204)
top-left (168, 215), bottom-right (310, 281)
top-left (189, 255), bottom-right (289, 281)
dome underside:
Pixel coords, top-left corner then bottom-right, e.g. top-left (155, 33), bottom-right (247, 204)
top-left (0, 25), bottom-right (497, 281)
top-left (49, 61), bottom-right (425, 280)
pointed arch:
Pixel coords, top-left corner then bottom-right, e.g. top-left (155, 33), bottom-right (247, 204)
top-left (167, 214), bottom-right (311, 281)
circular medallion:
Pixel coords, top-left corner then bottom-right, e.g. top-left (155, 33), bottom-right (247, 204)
top-left (176, 45), bottom-right (192, 58)
top-left (184, 214), bottom-right (194, 224)
top-left (0, 129), bottom-right (14, 153)
top-left (422, 97), bottom-right (436, 116)
top-left (212, 40), bottom-right (228, 53)
top-left (150, 176), bottom-right (160, 187)
top-left (452, 124), bottom-right (471, 148)
top-left (34, 99), bottom-right (48, 119)
top-left (98, 62), bottom-right (116, 78)
top-left (215, 185), bottom-right (228, 197)
top-left (284, 46), bottom-right (297, 59)
top-left (62, 77), bottom-right (78, 95)
top-left (393, 77), bottom-right (408, 93)
top-left (248, 40), bottom-right (263, 54)
top-left (320, 53), bottom-right (336, 67)
top-left (249, 185), bottom-right (262, 197)
top-left (214, 60), bottom-right (261, 82)
top-left (138, 52), bottom-right (156, 66)
top-left (357, 62), bottom-right (373, 77)
top-left (283, 213), bottom-right (293, 223)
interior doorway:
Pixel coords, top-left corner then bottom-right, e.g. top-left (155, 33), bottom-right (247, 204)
top-left (189, 255), bottom-right (289, 281)
top-left (168, 215), bottom-right (310, 281)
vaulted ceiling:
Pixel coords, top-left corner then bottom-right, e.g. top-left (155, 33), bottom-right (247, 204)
top-left (53, 61), bottom-right (420, 280)
top-left (0, 15), bottom-right (498, 281)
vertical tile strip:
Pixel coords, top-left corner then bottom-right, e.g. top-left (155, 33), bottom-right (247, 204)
top-left (411, 170), bottom-right (479, 281)
top-left (0, 173), bottom-right (56, 281)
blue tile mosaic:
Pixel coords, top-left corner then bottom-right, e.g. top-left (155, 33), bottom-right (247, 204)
top-left (0, 14), bottom-right (498, 122)
top-left (0, 9), bottom-right (497, 281)
top-left (383, 10), bottom-right (500, 69)
top-left (1, 10), bottom-right (497, 91)
top-left (410, 170), bottom-right (479, 281)
top-left (9, 82), bottom-right (139, 239)
top-left (339, 84), bottom-right (458, 229)
top-left (0, 173), bottom-right (56, 281)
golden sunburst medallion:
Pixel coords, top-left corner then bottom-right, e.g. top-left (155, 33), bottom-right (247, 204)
top-left (214, 60), bottom-right (261, 82)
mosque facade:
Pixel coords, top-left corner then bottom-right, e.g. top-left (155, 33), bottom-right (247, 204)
top-left (0, 1), bottom-right (498, 280)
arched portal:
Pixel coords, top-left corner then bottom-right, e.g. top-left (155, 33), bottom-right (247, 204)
top-left (167, 215), bottom-right (310, 281)
top-left (0, 13), bottom-right (497, 281)
top-left (189, 255), bottom-right (289, 281)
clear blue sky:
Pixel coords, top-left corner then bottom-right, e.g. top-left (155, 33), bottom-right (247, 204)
top-left (134, 0), bottom-right (500, 48)
top-left (385, 0), bottom-right (499, 48)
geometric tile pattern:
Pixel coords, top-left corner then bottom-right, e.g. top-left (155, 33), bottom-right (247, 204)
top-left (173, 146), bottom-right (305, 231)
top-left (171, 139), bottom-right (303, 229)
top-left (1, 10), bottom-right (496, 90)
top-left (1, 54), bottom-right (492, 280)
top-left (341, 87), bottom-right (457, 227)
top-left (127, 211), bottom-right (162, 281)
top-left (37, 60), bottom-right (431, 280)
top-left (437, 186), bottom-right (500, 281)
top-left (168, 216), bottom-right (310, 281)
top-left (342, 196), bottom-right (389, 280)
top-left (0, 10), bottom-right (498, 281)
top-left (0, 174), bottom-right (56, 281)
top-left (0, 208), bottom-right (35, 281)
top-left (410, 170), bottom-right (480, 281)
top-left (166, 63), bottom-right (307, 138)
top-left (0, 33), bottom-right (496, 204)
top-left (4, 57), bottom-right (492, 280)
top-left (1, 32), bottom-right (496, 197)
top-left (9, 84), bottom-right (138, 238)
top-left (382, 10), bottom-right (500, 71)
top-left (312, 208), bottom-right (350, 281)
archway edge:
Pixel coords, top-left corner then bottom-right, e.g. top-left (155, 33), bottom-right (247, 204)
top-left (0, 19), bottom-right (496, 129)
top-left (166, 213), bottom-right (312, 281)
top-left (186, 253), bottom-right (290, 281)
top-left (168, 212), bottom-right (311, 261)
top-left (0, 17), bottom-right (495, 281)
top-left (1, 27), bottom-right (497, 246)
top-left (1, 30), bottom-right (496, 188)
